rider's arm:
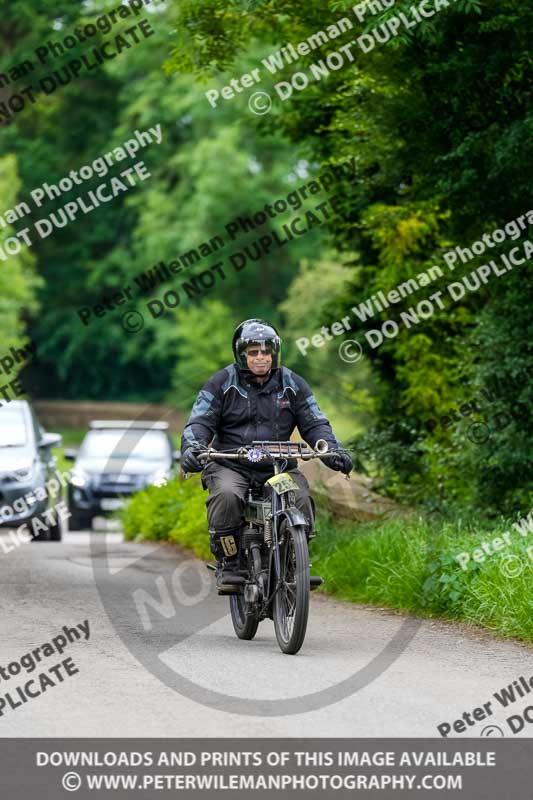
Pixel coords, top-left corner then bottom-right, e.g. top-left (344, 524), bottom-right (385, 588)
top-left (292, 373), bottom-right (341, 450)
top-left (181, 371), bottom-right (224, 455)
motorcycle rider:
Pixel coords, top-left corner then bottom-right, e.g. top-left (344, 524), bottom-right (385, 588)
top-left (180, 319), bottom-right (352, 586)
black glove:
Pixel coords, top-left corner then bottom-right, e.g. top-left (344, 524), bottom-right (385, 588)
top-left (181, 449), bottom-right (204, 474)
top-left (328, 452), bottom-right (353, 475)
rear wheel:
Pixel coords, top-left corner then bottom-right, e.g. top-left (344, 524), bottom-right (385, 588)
top-left (273, 522), bottom-right (309, 654)
top-left (230, 593), bottom-right (259, 640)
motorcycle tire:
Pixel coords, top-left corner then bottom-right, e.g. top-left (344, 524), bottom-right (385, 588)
top-left (273, 521), bottom-right (309, 655)
top-left (230, 593), bottom-right (260, 640)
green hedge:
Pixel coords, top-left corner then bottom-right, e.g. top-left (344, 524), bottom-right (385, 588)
top-left (122, 478), bottom-right (533, 643)
top-left (121, 476), bottom-right (212, 560)
top-left (311, 511), bottom-right (533, 642)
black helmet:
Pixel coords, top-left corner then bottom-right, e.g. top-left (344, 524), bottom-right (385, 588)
top-left (232, 319), bottom-right (282, 371)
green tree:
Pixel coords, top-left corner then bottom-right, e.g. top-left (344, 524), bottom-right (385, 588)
top-left (166, 0), bottom-right (533, 512)
top-left (169, 300), bottom-right (236, 409)
top-left (1, 1), bottom-right (333, 400)
top-left (0, 155), bottom-right (41, 359)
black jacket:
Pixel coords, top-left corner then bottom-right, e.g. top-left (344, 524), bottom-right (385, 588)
top-left (181, 364), bottom-right (340, 475)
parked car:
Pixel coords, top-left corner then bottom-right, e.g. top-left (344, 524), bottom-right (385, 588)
top-left (0, 400), bottom-right (63, 541)
top-left (65, 420), bottom-right (180, 530)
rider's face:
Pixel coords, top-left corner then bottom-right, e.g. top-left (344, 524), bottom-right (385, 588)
top-left (245, 344), bottom-right (273, 375)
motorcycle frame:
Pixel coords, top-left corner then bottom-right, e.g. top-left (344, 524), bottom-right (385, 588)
top-left (242, 454), bottom-right (308, 615)
top-left (199, 439), bottom-right (339, 612)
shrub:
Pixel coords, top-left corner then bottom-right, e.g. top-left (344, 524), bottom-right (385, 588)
top-left (121, 475), bottom-right (212, 560)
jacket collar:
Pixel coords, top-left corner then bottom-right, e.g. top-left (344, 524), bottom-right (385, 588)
top-left (237, 365), bottom-right (280, 393)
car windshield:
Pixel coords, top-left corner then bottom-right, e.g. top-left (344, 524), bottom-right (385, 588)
top-left (0, 407), bottom-right (27, 447)
top-left (80, 429), bottom-right (170, 462)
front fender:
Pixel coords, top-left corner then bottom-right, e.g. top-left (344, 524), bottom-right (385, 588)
top-left (267, 507), bottom-right (309, 599)
top-left (278, 507), bottom-right (307, 530)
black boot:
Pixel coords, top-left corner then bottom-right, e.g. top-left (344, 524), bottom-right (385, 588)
top-left (209, 530), bottom-right (240, 588)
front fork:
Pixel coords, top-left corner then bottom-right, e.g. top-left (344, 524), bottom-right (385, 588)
top-left (266, 467), bottom-right (289, 609)
top-left (270, 461), bottom-right (283, 585)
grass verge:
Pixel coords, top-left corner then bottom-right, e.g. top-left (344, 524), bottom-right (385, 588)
top-left (122, 476), bottom-right (533, 644)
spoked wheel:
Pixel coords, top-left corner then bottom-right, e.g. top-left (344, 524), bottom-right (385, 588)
top-left (230, 593), bottom-right (260, 640)
top-left (273, 522), bottom-right (310, 654)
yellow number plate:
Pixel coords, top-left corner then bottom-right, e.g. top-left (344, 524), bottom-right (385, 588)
top-left (266, 472), bottom-right (300, 495)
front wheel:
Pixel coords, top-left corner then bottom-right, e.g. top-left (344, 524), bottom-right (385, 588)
top-left (273, 522), bottom-right (310, 654)
top-left (230, 594), bottom-right (259, 640)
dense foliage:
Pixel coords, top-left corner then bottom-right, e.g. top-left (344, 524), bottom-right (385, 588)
top-left (1, 0), bottom-right (531, 513)
top-left (1, 1), bottom-right (333, 399)
top-left (166, 0), bottom-right (533, 513)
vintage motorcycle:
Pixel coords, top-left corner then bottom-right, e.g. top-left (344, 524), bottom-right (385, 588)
top-left (198, 439), bottom-right (344, 655)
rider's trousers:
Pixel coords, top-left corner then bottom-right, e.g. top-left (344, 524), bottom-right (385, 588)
top-left (201, 462), bottom-right (315, 539)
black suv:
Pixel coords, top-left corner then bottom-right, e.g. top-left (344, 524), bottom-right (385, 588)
top-left (0, 400), bottom-right (63, 541)
top-left (66, 420), bottom-right (179, 530)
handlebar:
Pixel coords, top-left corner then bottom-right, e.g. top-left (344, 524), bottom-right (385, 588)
top-left (195, 439), bottom-right (344, 465)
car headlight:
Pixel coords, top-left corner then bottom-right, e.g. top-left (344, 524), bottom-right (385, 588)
top-left (70, 468), bottom-right (88, 488)
top-left (12, 463), bottom-right (38, 483)
top-left (150, 469), bottom-right (169, 488)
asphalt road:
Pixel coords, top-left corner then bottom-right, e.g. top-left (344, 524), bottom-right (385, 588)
top-left (1, 526), bottom-right (532, 738)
